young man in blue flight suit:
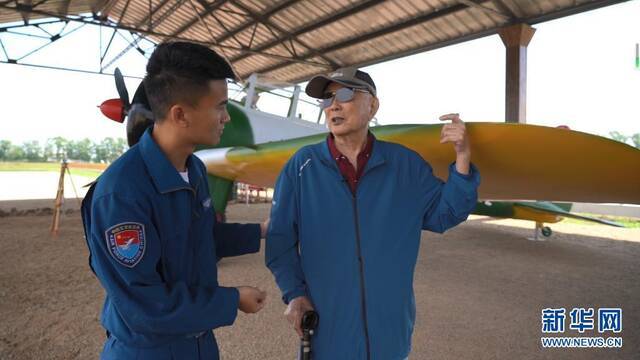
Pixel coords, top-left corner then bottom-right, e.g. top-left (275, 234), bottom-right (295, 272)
top-left (266, 68), bottom-right (481, 359)
top-left (81, 41), bottom-right (268, 359)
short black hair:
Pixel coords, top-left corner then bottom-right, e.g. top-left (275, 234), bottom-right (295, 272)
top-left (143, 41), bottom-right (236, 120)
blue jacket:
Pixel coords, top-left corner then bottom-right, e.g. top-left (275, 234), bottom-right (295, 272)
top-left (266, 137), bottom-right (480, 360)
top-left (81, 128), bottom-right (261, 359)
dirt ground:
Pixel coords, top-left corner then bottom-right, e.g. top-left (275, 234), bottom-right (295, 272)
top-left (0, 200), bottom-right (638, 360)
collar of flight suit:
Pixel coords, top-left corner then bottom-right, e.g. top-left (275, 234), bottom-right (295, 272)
top-left (139, 127), bottom-right (202, 194)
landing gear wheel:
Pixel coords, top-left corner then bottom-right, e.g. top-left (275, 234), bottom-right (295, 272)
top-left (542, 226), bottom-right (552, 237)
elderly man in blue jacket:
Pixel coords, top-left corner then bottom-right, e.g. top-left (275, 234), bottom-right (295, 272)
top-left (266, 67), bottom-right (480, 359)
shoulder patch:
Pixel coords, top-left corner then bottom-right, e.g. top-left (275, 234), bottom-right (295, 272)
top-left (105, 222), bottom-right (146, 268)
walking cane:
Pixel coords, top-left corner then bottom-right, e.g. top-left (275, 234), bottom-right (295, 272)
top-left (298, 310), bottom-right (319, 360)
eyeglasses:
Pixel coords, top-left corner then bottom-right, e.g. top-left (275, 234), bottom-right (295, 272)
top-left (319, 87), bottom-right (369, 109)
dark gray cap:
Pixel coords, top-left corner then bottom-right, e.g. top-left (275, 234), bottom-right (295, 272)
top-left (305, 67), bottom-right (376, 98)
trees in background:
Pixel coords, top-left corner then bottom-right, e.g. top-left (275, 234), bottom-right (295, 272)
top-left (0, 140), bottom-right (13, 160)
top-left (94, 137), bottom-right (128, 163)
top-left (0, 137), bottom-right (128, 163)
top-left (609, 132), bottom-right (640, 148)
top-left (1, 131), bottom-right (638, 163)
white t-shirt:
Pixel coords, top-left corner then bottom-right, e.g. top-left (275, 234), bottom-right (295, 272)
top-left (179, 170), bottom-right (189, 183)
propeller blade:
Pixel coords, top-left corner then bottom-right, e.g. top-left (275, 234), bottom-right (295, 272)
top-left (114, 67), bottom-right (130, 110)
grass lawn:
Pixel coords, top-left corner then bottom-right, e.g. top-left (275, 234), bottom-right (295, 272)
top-left (0, 162), bottom-right (103, 179)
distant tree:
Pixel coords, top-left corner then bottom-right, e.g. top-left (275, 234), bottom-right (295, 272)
top-left (0, 140), bottom-right (11, 160)
top-left (92, 137), bottom-right (127, 163)
top-left (631, 133), bottom-right (640, 149)
top-left (42, 141), bottom-right (54, 161)
top-left (609, 131), bottom-right (629, 145)
top-left (1, 136), bottom-right (127, 162)
top-left (93, 138), bottom-right (110, 163)
top-left (112, 138), bottom-right (128, 161)
top-left (6, 145), bottom-right (25, 161)
top-left (47, 136), bottom-right (69, 161)
top-left (22, 140), bottom-right (44, 162)
top-left (67, 138), bottom-right (93, 162)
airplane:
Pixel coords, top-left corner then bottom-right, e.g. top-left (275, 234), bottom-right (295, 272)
top-left (117, 237), bottom-right (136, 250)
top-left (474, 200), bottom-right (624, 240)
top-left (98, 69), bottom-right (640, 239)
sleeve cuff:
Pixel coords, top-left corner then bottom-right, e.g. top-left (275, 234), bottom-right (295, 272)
top-left (248, 223), bottom-right (262, 253)
top-left (283, 287), bottom-right (308, 305)
top-left (447, 162), bottom-right (480, 209)
top-left (448, 162), bottom-right (480, 185)
top-left (216, 286), bottom-right (240, 327)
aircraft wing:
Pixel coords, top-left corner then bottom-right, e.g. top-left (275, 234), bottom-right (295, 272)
top-left (195, 123), bottom-right (640, 204)
top-left (514, 201), bottom-right (625, 227)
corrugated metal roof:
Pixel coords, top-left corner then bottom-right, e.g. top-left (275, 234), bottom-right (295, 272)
top-left (0, 0), bottom-right (628, 82)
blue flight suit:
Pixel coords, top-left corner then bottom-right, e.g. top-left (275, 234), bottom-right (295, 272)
top-left (81, 128), bottom-right (261, 359)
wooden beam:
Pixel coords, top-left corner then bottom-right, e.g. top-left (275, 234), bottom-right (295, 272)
top-left (458, 0), bottom-right (510, 19)
top-left (93, 0), bottom-right (116, 17)
top-left (229, 0), bottom-right (387, 63)
top-left (169, 0), bottom-right (227, 38)
top-left (227, 0), bottom-right (338, 68)
top-left (253, 1), bottom-right (470, 77)
top-left (215, 0), bottom-right (298, 45)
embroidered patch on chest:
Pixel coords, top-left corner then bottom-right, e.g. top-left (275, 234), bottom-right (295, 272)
top-left (202, 197), bottom-right (212, 209)
top-left (105, 222), bottom-right (146, 268)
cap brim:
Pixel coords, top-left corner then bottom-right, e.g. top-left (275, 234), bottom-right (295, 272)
top-left (305, 75), bottom-right (371, 98)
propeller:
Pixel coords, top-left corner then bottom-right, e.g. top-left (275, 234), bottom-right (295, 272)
top-left (98, 68), bottom-right (130, 123)
top-left (98, 68), bottom-right (155, 146)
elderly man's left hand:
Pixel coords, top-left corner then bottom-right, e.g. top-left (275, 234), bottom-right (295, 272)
top-left (439, 113), bottom-right (471, 175)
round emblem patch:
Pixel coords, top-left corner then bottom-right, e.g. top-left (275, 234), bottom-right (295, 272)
top-left (105, 222), bottom-right (146, 268)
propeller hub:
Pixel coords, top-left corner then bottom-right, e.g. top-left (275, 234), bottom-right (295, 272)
top-left (99, 98), bottom-right (125, 123)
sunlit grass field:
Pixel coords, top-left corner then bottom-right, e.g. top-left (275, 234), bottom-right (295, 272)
top-left (0, 162), bottom-right (103, 179)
